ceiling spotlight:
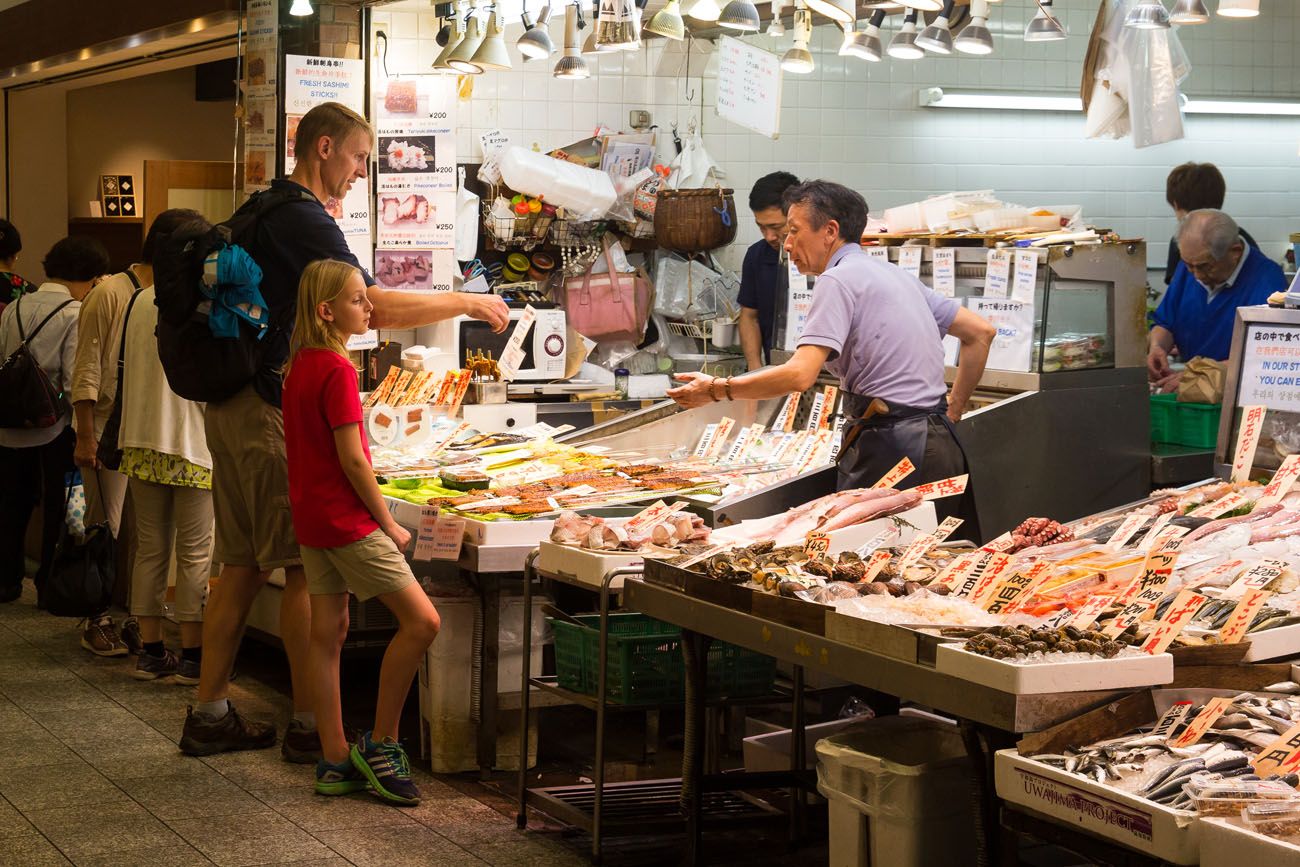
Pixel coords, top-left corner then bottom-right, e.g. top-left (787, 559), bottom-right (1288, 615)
top-left (718, 0), bottom-right (761, 31)
top-left (554, 3), bottom-right (590, 78)
top-left (1024, 0), bottom-right (1068, 41)
top-left (781, 7), bottom-right (815, 73)
top-left (767, 0), bottom-right (787, 34)
top-left (687, 0), bottom-right (722, 23)
top-left (1217, 0), bottom-right (1259, 16)
top-left (433, 12), bottom-right (465, 68)
top-left (955, 0), bottom-right (994, 54)
top-left (1169, 0), bottom-right (1210, 23)
top-left (447, 10), bottom-right (486, 72)
top-left (916, 0), bottom-right (955, 53)
top-left (471, 7), bottom-right (512, 70)
top-left (1125, 0), bottom-right (1170, 29)
top-left (805, 0), bottom-right (855, 24)
top-left (289, 0), bottom-right (313, 15)
top-left (840, 14), bottom-right (884, 62)
top-left (646, 0), bottom-right (686, 39)
top-left (888, 8), bottom-right (925, 59)
top-left (518, 4), bottom-right (555, 58)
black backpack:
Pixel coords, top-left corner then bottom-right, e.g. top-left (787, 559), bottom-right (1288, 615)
top-left (0, 295), bottom-right (75, 429)
top-left (153, 186), bottom-right (315, 403)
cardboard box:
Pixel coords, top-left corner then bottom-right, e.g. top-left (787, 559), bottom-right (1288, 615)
top-left (995, 750), bottom-right (1200, 865)
top-left (936, 644), bottom-right (1173, 695)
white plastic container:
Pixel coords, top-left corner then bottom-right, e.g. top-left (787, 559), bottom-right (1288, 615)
top-left (417, 594), bottom-right (548, 773)
top-left (498, 146), bottom-right (616, 220)
top-left (816, 715), bottom-right (975, 867)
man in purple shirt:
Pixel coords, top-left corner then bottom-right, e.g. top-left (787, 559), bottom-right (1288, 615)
top-left (669, 180), bottom-right (995, 534)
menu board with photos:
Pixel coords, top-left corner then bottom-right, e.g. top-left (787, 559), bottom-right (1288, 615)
top-left (242, 0), bottom-right (278, 192)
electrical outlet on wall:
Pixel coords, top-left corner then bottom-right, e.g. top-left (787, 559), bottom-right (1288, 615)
top-left (629, 109), bottom-right (652, 131)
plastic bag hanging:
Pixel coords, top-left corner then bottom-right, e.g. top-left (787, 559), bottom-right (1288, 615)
top-left (595, 0), bottom-right (637, 49)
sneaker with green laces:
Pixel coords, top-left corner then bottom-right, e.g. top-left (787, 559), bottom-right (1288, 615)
top-left (314, 756), bottom-right (368, 796)
top-left (350, 731), bottom-right (420, 806)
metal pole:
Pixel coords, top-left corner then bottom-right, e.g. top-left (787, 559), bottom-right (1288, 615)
top-left (516, 549), bottom-right (539, 828)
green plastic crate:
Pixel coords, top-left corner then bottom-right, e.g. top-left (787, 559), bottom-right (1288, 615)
top-left (1150, 393), bottom-right (1177, 444)
top-left (550, 613), bottom-right (776, 705)
top-left (1172, 400), bottom-right (1221, 449)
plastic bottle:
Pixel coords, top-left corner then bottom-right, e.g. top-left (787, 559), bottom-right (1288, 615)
top-left (614, 368), bottom-right (630, 399)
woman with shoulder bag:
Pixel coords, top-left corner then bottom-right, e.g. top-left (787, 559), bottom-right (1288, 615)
top-left (0, 237), bottom-right (109, 604)
top-left (112, 211), bottom-right (215, 683)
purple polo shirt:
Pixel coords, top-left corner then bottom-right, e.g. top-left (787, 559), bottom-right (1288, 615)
top-left (798, 243), bottom-right (961, 407)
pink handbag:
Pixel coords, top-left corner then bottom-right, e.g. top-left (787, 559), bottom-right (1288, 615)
top-left (562, 237), bottom-right (652, 344)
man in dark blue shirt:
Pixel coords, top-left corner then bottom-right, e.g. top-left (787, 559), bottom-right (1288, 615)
top-left (1150, 209), bottom-right (1286, 388)
top-left (737, 171), bottom-right (799, 370)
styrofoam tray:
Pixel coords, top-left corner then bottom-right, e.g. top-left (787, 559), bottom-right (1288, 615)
top-left (536, 539), bottom-right (679, 591)
top-left (384, 495), bottom-right (554, 545)
top-left (935, 644), bottom-right (1173, 695)
top-left (1199, 816), bottom-right (1300, 865)
top-left (1243, 622), bottom-right (1300, 662)
top-left (995, 750), bottom-right (1199, 865)
top-left (710, 502), bottom-right (938, 554)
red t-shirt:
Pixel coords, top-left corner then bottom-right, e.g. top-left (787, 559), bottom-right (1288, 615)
top-left (283, 348), bottom-right (379, 548)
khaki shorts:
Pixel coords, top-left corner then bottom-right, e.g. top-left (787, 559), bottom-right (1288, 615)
top-left (300, 529), bottom-right (415, 601)
top-left (205, 384), bottom-right (301, 570)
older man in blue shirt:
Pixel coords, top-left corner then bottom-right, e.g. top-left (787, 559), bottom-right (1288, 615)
top-left (1150, 209), bottom-right (1285, 388)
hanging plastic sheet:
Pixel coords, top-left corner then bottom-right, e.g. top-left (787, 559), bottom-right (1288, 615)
top-left (1085, 0), bottom-right (1190, 148)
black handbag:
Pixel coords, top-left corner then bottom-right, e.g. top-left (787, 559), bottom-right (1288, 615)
top-left (95, 270), bottom-right (143, 471)
top-left (43, 486), bottom-right (115, 618)
top-left (0, 295), bottom-right (75, 429)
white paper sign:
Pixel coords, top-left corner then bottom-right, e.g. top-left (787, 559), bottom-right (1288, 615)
top-left (867, 247), bottom-right (890, 263)
top-left (715, 35), bottom-right (783, 139)
top-left (1237, 324), bottom-right (1300, 413)
top-left (497, 304), bottom-right (536, 382)
top-left (985, 250), bottom-right (1012, 299)
top-left (1012, 250), bottom-right (1039, 304)
top-left (898, 246), bottom-right (922, 277)
top-left (782, 259), bottom-right (812, 352)
top-left (932, 248), bottom-right (956, 297)
top-left (970, 298), bottom-right (1034, 372)
top-left (943, 334), bottom-right (960, 368)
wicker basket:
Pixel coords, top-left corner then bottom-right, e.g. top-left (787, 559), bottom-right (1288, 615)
top-left (653, 187), bottom-right (738, 253)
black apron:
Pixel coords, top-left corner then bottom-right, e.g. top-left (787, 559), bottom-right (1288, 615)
top-left (836, 390), bottom-right (982, 542)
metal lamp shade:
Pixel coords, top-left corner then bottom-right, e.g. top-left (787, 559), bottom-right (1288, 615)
top-left (686, 0), bottom-right (721, 22)
top-left (1024, 3), bottom-right (1068, 41)
top-left (916, 16), bottom-right (954, 53)
top-left (841, 26), bottom-right (883, 61)
top-left (646, 0), bottom-right (686, 39)
top-left (555, 5), bottom-right (590, 78)
top-left (1217, 0), bottom-right (1259, 16)
top-left (888, 18), bottom-right (924, 59)
top-left (447, 16), bottom-right (486, 72)
top-left (954, 20), bottom-right (993, 54)
top-left (780, 45), bottom-right (814, 73)
top-left (472, 11), bottom-right (513, 70)
top-left (1125, 1), bottom-right (1170, 29)
top-left (434, 18), bottom-right (465, 68)
top-left (717, 0), bottom-right (761, 31)
top-left (1169, 0), bottom-right (1210, 24)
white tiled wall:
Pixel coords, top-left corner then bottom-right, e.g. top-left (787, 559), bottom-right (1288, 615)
top-left (373, 0), bottom-right (1300, 272)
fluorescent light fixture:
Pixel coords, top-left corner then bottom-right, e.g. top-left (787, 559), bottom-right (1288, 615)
top-left (646, 0), bottom-right (686, 39)
top-left (955, 0), bottom-right (994, 54)
top-left (687, 0), bottom-right (722, 22)
top-left (916, 0), bottom-right (955, 54)
top-left (1125, 0), bottom-right (1171, 29)
top-left (1170, 0), bottom-right (1210, 24)
top-left (1024, 0), bottom-right (1067, 41)
top-left (919, 88), bottom-right (1300, 117)
top-left (289, 0), bottom-right (313, 15)
top-left (718, 0), bottom-right (762, 31)
top-left (1217, 0), bottom-right (1259, 17)
top-left (888, 8), bottom-right (924, 59)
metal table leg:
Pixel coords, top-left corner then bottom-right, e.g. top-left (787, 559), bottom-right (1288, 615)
top-left (477, 571), bottom-right (501, 779)
top-left (680, 628), bottom-right (712, 867)
top-left (790, 664), bottom-right (806, 844)
top-left (516, 550), bottom-right (539, 828)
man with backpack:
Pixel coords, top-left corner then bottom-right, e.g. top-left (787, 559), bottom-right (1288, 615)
top-left (178, 102), bottom-right (508, 759)
top-left (0, 237), bottom-right (110, 604)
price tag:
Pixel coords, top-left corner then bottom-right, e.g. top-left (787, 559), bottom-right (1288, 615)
top-left (771, 431), bottom-right (804, 464)
top-left (867, 246), bottom-right (890, 263)
top-left (1106, 513), bottom-right (1151, 550)
top-left (1141, 589), bottom-right (1207, 654)
top-left (412, 506), bottom-right (439, 561)
top-left (429, 515), bottom-right (466, 561)
top-left (804, 533), bottom-right (831, 558)
top-left (804, 392), bottom-right (827, 432)
top-left (1150, 701), bottom-right (1195, 739)
top-left (1170, 697), bottom-right (1236, 748)
top-left (898, 246), bottom-right (923, 277)
top-left (560, 485), bottom-right (599, 498)
top-left (1190, 492), bottom-right (1250, 519)
top-left (829, 415), bottom-right (847, 462)
top-left (693, 423), bottom-right (719, 457)
top-left (984, 249), bottom-right (1012, 299)
top-left (771, 393), bottom-right (800, 432)
top-left (819, 385), bottom-right (839, 429)
top-left (1070, 594), bottom-right (1116, 630)
top-left (739, 423), bottom-right (765, 462)
top-left (1220, 588), bottom-right (1272, 644)
top-left (1250, 722), bottom-right (1300, 777)
top-left (967, 553), bottom-right (1015, 605)
top-left (724, 425), bottom-right (755, 465)
top-left (985, 562), bottom-right (1052, 615)
top-left (1257, 454), bottom-right (1300, 507)
top-left (913, 474), bottom-right (969, 500)
top-left (479, 128), bottom-right (510, 159)
top-left (794, 429), bottom-right (833, 474)
top-left (932, 248), bottom-right (956, 297)
top-left (705, 417), bottom-right (735, 461)
top-left (981, 532), bottom-right (1015, 553)
top-left (1226, 559), bottom-right (1287, 594)
top-left (1137, 512), bottom-right (1175, 551)
top-left (853, 527), bottom-right (899, 558)
top-left (872, 456), bottom-right (916, 489)
top-left (1011, 250), bottom-right (1039, 304)
top-left (1146, 525), bottom-right (1189, 553)
top-left (1037, 608), bottom-right (1077, 630)
top-left (461, 496), bottom-right (522, 511)
top-left (1231, 404), bottom-right (1267, 483)
top-left (1196, 559), bottom-right (1246, 587)
top-left (898, 517), bottom-right (963, 569)
top-left (1102, 585), bottom-right (1168, 638)
top-left (497, 304), bottom-right (537, 382)
top-left (930, 551), bottom-right (984, 594)
top-left (862, 550), bottom-right (892, 582)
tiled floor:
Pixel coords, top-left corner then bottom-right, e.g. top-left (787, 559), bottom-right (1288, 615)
top-left (0, 590), bottom-right (586, 867)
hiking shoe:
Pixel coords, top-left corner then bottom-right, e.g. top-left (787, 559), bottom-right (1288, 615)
top-left (315, 757), bottom-right (369, 796)
top-left (351, 731), bottom-right (420, 806)
top-left (80, 615), bottom-right (129, 657)
top-left (282, 719), bottom-right (323, 764)
top-left (174, 657), bottom-right (200, 686)
top-left (179, 703), bottom-right (277, 756)
top-left (132, 649), bottom-right (180, 680)
top-left (120, 617), bottom-right (144, 656)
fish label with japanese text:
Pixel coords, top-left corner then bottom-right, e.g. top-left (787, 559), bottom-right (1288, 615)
top-left (804, 392), bottom-right (827, 432)
top-left (1190, 492), bottom-right (1250, 519)
top-left (967, 553), bottom-right (1015, 605)
top-left (819, 385), bottom-right (839, 429)
top-left (693, 424), bottom-right (719, 458)
top-left (914, 474), bottom-right (970, 500)
top-left (771, 393), bottom-right (800, 432)
top-left (1258, 454), bottom-right (1300, 507)
top-left (1137, 512), bottom-right (1175, 551)
top-left (804, 533), bottom-right (830, 558)
top-left (1069, 595), bottom-right (1116, 630)
top-left (862, 550), bottom-right (892, 582)
top-left (1231, 404), bottom-right (1267, 483)
top-left (1170, 697), bottom-right (1236, 748)
top-left (705, 417), bottom-right (736, 461)
top-left (1226, 558), bottom-right (1286, 594)
top-left (985, 562), bottom-right (1052, 615)
top-left (872, 456), bottom-right (916, 489)
top-left (897, 517), bottom-right (963, 568)
top-left (931, 551), bottom-right (986, 594)
top-left (981, 532), bottom-right (1015, 553)
top-left (1220, 589), bottom-right (1273, 644)
top-left (1141, 590), bottom-right (1207, 654)
top-left (1150, 701), bottom-right (1195, 739)
top-left (1106, 513), bottom-right (1151, 550)
top-left (1251, 722), bottom-right (1300, 777)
